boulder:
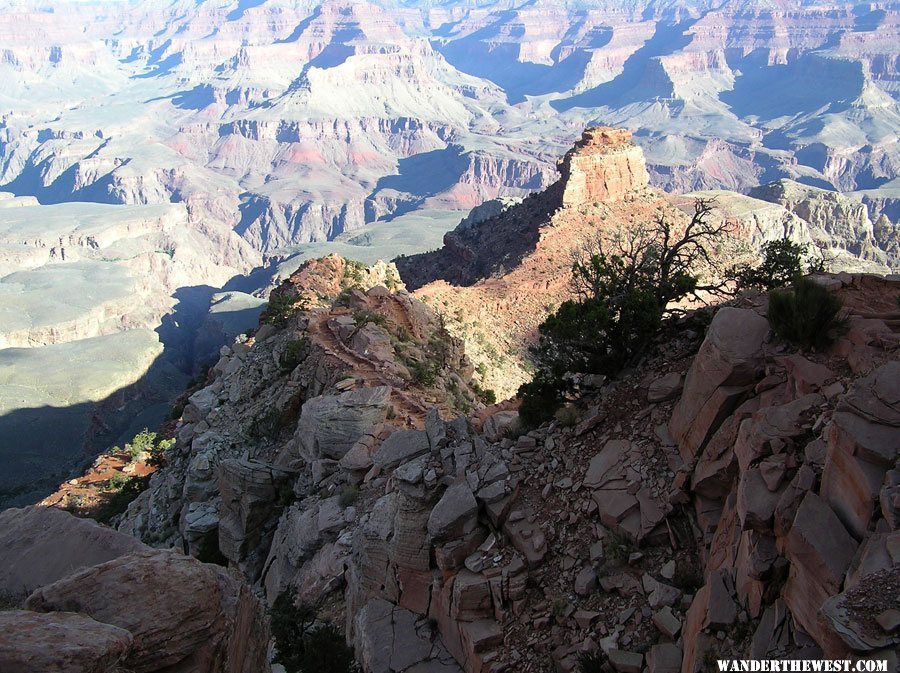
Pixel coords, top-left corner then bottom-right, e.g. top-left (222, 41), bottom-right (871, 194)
top-left (821, 362), bottom-right (900, 537)
top-left (646, 643), bottom-right (682, 673)
top-left (0, 610), bottom-right (133, 673)
top-left (584, 440), bottom-right (629, 488)
top-left (354, 598), bottom-right (462, 673)
top-left (25, 550), bottom-right (270, 673)
top-left (608, 648), bottom-right (643, 673)
top-left (0, 506), bottom-right (147, 600)
top-left (652, 607), bottom-right (682, 639)
top-left (778, 354), bottom-right (833, 395)
top-left (734, 394), bottom-right (824, 472)
top-left (482, 410), bottom-right (520, 442)
top-left (648, 372), bottom-right (684, 403)
top-left (783, 492), bottom-right (858, 645)
top-left (574, 566), bottom-right (598, 596)
top-left (736, 467), bottom-right (783, 532)
top-left (373, 429), bottom-right (431, 471)
top-left (670, 308), bottom-right (769, 460)
top-left (296, 386), bottom-right (391, 460)
top-left (428, 481), bottom-right (478, 541)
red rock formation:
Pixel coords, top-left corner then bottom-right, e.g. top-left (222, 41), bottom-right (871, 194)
top-left (557, 127), bottom-right (650, 207)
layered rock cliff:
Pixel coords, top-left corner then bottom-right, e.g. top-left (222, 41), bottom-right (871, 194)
top-left (557, 128), bottom-right (650, 207)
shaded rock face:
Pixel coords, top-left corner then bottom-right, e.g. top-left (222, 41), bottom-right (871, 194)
top-left (557, 127), bottom-right (650, 207)
top-left (0, 610), bottom-right (133, 673)
top-left (25, 550), bottom-right (270, 673)
top-left (0, 507), bottom-right (269, 673)
top-left (0, 505), bottom-right (148, 600)
top-left (672, 275), bottom-right (900, 671)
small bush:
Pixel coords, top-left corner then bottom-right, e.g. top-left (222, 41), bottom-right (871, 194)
top-left (672, 560), bottom-right (704, 593)
top-left (280, 338), bottom-right (307, 372)
top-left (352, 310), bottom-right (387, 328)
top-left (265, 292), bottom-right (304, 327)
top-left (338, 485), bottom-right (359, 509)
top-left (472, 382), bottom-right (497, 406)
top-left (96, 475), bottom-right (150, 525)
top-left (277, 481), bottom-right (297, 508)
top-left (738, 237), bottom-right (828, 290)
top-left (578, 651), bottom-right (607, 673)
top-left (270, 588), bottom-right (355, 673)
top-left (767, 277), bottom-right (845, 350)
top-left (105, 473), bottom-right (129, 491)
top-left (554, 405), bottom-right (581, 428)
top-left (517, 374), bottom-right (563, 428)
top-left (63, 492), bottom-right (84, 512)
top-left (737, 237), bottom-right (806, 290)
top-left (407, 358), bottom-right (438, 387)
top-left (604, 530), bottom-right (636, 566)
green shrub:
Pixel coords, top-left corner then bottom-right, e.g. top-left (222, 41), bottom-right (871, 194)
top-left (63, 492), bottom-right (84, 512)
top-left (266, 292), bottom-right (305, 327)
top-left (338, 485), bottom-right (359, 509)
top-left (472, 382), bottom-right (497, 406)
top-left (407, 358), bottom-right (438, 387)
top-left (768, 277), bottom-right (845, 350)
top-left (518, 374), bottom-right (564, 429)
top-left (554, 405), bottom-right (581, 428)
top-left (604, 530), bottom-right (636, 566)
top-left (672, 560), bottom-right (704, 593)
top-left (105, 473), bottom-right (129, 491)
top-left (518, 199), bottom-right (731, 425)
top-left (96, 474), bottom-right (150, 525)
top-left (738, 237), bottom-right (827, 290)
top-left (270, 588), bottom-right (355, 673)
top-left (280, 338), bottom-right (307, 372)
top-left (578, 651), bottom-right (606, 673)
top-left (352, 310), bottom-right (387, 328)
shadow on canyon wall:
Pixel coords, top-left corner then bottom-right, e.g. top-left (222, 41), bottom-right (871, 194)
top-left (0, 277), bottom-right (266, 510)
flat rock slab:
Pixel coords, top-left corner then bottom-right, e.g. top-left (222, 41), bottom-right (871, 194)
top-left (374, 429), bottom-right (430, 470)
top-left (0, 505), bottom-right (148, 600)
top-left (355, 598), bottom-right (462, 673)
top-left (428, 481), bottom-right (478, 540)
top-left (0, 610), bottom-right (133, 673)
top-left (609, 648), bottom-right (643, 673)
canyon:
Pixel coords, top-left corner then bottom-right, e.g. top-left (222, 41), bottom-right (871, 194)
top-left (2, 150), bottom-right (897, 672)
top-left (0, 0), bottom-right (899, 510)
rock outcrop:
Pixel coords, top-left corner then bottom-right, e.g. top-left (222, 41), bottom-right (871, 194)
top-left (0, 505), bottom-right (147, 600)
top-left (0, 507), bottom-right (269, 673)
top-left (26, 550), bottom-right (269, 673)
top-left (0, 610), bottom-right (133, 673)
top-left (558, 128), bottom-right (650, 206)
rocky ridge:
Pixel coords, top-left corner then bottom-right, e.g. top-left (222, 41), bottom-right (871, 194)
top-left (4, 128), bottom-right (899, 673)
top-left (28, 260), bottom-right (896, 673)
top-left (398, 128), bottom-right (896, 397)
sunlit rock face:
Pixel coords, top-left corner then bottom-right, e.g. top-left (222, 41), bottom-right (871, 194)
top-left (558, 127), bottom-right (650, 206)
